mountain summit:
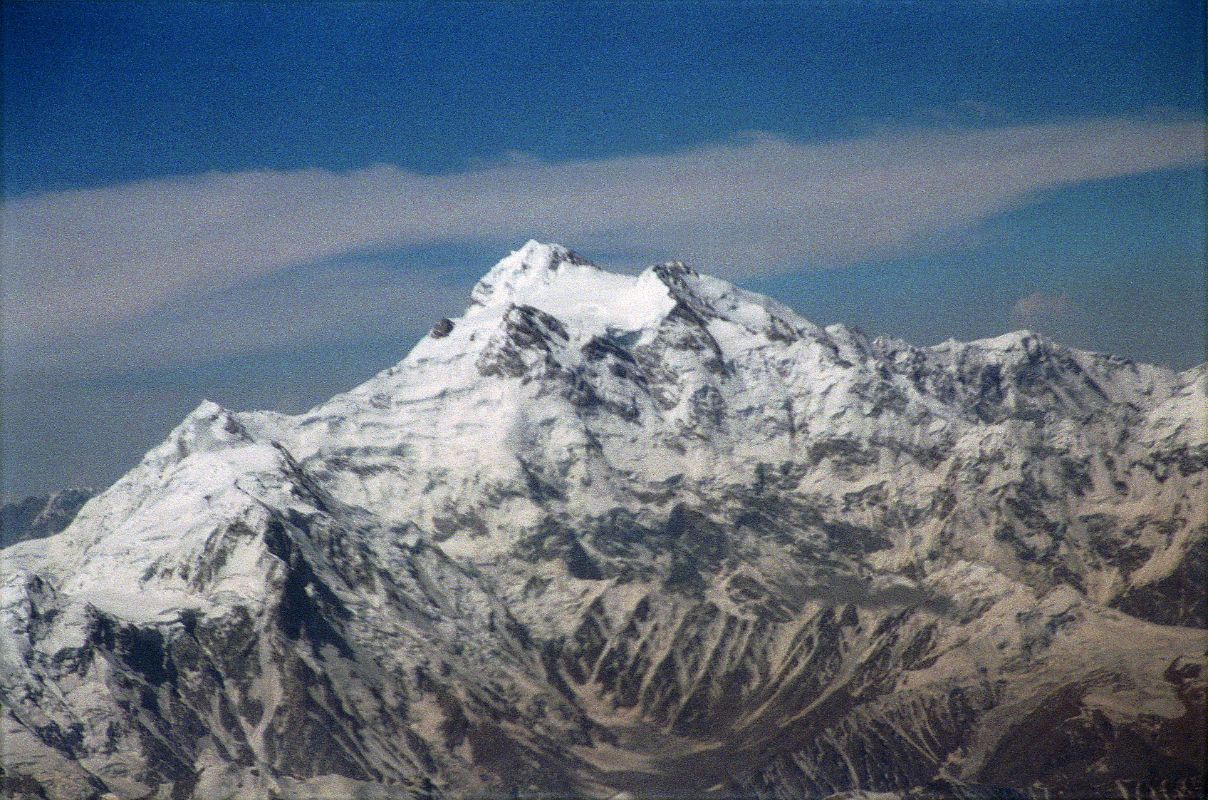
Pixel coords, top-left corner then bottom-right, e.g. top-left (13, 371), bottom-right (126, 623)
top-left (2, 243), bottom-right (1204, 800)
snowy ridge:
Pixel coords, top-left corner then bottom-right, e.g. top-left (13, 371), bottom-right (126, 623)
top-left (1, 242), bottom-right (1204, 800)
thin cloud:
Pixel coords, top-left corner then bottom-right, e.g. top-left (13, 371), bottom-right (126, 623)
top-left (766, 570), bottom-right (954, 615)
top-left (12, 259), bottom-right (475, 379)
top-left (2, 114), bottom-right (1203, 357)
top-left (1012, 291), bottom-right (1074, 325)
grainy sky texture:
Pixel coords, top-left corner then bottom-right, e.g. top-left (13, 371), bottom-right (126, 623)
top-left (2, 1), bottom-right (1205, 497)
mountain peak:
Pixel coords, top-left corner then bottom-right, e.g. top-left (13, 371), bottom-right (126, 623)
top-left (143, 399), bottom-right (251, 467)
top-left (469, 240), bottom-right (593, 307)
top-left (463, 241), bottom-right (678, 340)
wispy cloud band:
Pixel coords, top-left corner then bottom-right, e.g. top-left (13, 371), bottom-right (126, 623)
top-left (3, 114), bottom-right (1203, 352)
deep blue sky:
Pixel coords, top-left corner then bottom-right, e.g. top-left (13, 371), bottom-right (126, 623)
top-left (5, 1), bottom-right (1204, 193)
top-left (2, 1), bottom-right (1205, 497)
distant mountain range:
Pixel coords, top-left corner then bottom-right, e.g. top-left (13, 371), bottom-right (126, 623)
top-left (0, 488), bottom-right (94, 549)
top-left (2, 242), bottom-right (1203, 799)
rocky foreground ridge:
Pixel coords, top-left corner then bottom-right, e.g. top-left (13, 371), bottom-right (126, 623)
top-left (2, 242), bottom-right (1204, 799)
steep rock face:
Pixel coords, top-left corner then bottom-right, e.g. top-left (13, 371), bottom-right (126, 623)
top-left (2, 242), bottom-right (1204, 799)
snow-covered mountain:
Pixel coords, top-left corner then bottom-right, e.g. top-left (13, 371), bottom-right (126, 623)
top-left (2, 241), bottom-right (1204, 799)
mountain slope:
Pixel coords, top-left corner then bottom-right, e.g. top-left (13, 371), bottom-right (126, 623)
top-left (2, 242), bottom-right (1204, 799)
